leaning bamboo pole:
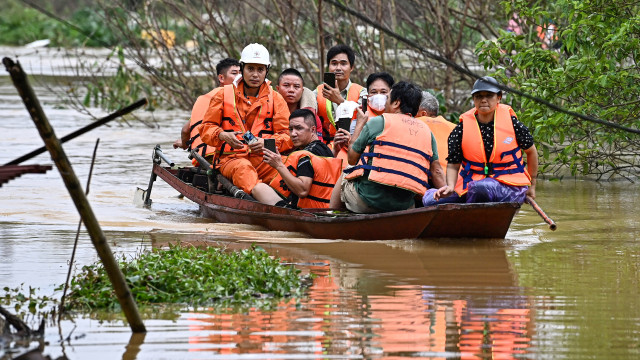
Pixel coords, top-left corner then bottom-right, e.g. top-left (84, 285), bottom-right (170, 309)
top-left (2, 57), bottom-right (146, 333)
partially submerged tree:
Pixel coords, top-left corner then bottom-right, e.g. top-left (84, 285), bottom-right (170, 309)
top-left (476, 0), bottom-right (640, 180)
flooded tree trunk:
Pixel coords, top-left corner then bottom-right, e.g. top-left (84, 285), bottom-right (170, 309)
top-left (2, 57), bottom-right (146, 333)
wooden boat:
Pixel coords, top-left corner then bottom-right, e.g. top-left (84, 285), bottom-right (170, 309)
top-left (0, 164), bottom-right (52, 187)
top-left (148, 162), bottom-right (520, 240)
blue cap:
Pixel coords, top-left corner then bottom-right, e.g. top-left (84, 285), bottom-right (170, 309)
top-left (471, 76), bottom-right (502, 95)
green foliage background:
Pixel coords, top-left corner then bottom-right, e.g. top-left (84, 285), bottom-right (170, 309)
top-left (476, 0), bottom-right (640, 179)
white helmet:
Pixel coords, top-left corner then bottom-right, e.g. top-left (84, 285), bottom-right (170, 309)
top-left (239, 43), bottom-right (270, 66)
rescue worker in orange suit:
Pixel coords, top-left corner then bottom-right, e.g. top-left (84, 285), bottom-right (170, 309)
top-left (276, 68), bottom-right (323, 142)
top-left (173, 58), bottom-right (240, 154)
top-left (314, 44), bottom-right (367, 147)
top-left (255, 109), bottom-right (340, 208)
top-left (425, 76), bottom-right (538, 206)
top-left (199, 43), bottom-right (293, 203)
top-left (416, 91), bottom-right (455, 174)
top-left (329, 81), bottom-right (446, 213)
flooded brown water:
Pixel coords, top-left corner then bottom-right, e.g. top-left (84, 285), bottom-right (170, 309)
top-left (1, 73), bottom-right (639, 359)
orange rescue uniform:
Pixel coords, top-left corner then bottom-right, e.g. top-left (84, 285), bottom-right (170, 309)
top-left (200, 81), bottom-right (293, 194)
top-left (187, 87), bottom-right (222, 164)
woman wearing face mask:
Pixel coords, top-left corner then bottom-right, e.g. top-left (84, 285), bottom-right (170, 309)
top-left (366, 72), bottom-right (395, 116)
top-left (335, 72), bottom-right (395, 161)
top-left (348, 72), bottom-right (395, 134)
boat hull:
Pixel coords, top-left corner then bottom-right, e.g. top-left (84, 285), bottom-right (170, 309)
top-left (153, 164), bottom-right (520, 240)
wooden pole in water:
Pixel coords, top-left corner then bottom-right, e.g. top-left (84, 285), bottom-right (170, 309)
top-left (2, 57), bottom-right (146, 333)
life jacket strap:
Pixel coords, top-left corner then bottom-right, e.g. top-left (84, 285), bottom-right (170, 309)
top-left (343, 164), bottom-right (430, 189)
top-left (189, 119), bottom-right (203, 132)
top-left (360, 151), bottom-right (430, 174)
top-left (305, 194), bottom-right (331, 203)
top-left (370, 140), bottom-right (433, 162)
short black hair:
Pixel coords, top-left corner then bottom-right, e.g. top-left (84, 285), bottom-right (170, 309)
top-left (216, 58), bottom-right (241, 76)
top-left (389, 81), bottom-right (423, 117)
top-left (366, 72), bottom-right (395, 91)
top-left (278, 68), bottom-right (304, 86)
top-left (326, 44), bottom-right (355, 68)
top-left (290, 108), bottom-right (317, 129)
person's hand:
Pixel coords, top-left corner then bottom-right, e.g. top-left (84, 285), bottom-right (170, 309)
top-left (172, 139), bottom-right (186, 150)
top-left (526, 184), bottom-right (536, 200)
top-left (355, 107), bottom-right (369, 125)
top-left (322, 82), bottom-right (344, 104)
top-left (332, 129), bottom-right (351, 151)
top-left (218, 131), bottom-right (244, 149)
top-left (248, 137), bottom-right (265, 152)
top-left (434, 185), bottom-right (454, 200)
top-left (262, 148), bottom-right (283, 169)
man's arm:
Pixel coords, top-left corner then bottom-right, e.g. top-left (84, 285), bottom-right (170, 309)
top-left (434, 163), bottom-right (461, 200)
top-left (430, 160), bottom-right (446, 189)
top-left (347, 107), bottom-right (369, 165)
top-left (173, 119), bottom-right (190, 149)
top-left (263, 150), bottom-right (313, 197)
top-left (524, 144), bottom-right (538, 199)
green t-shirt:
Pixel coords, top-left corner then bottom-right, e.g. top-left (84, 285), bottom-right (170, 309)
top-left (351, 115), bottom-right (439, 212)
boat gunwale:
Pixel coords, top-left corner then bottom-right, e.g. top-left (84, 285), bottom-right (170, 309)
top-left (153, 164), bottom-right (521, 225)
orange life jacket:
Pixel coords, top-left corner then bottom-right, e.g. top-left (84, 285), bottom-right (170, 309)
top-left (187, 88), bottom-right (222, 160)
top-left (367, 104), bottom-right (384, 117)
top-left (454, 104), bottom-right (531, 196)
top-left (344, 113), bottom-right (433, 195)
top-left (416, 115), bottom-right (456, 168)
top-left (316, 82), bottom-right (364, 143)
top-left (269, 150), bottom-right (343, 208)
top-left (215, 83), bottom-right (274, 160)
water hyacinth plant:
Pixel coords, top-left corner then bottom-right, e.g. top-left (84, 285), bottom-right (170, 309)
top-left (62, 244), bottom-right (309, 310)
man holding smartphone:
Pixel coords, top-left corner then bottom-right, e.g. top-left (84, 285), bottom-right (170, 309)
top-left (314, 44), bottom-right (367, 145)
top-left (199, 43), bottom-right (293, 203)
top-left (329, 81), bottom-right (446, 213)
top-left (256, 109), bottom-right (339, 208)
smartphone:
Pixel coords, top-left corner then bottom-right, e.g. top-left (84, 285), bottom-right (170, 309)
top-left (361, 95), bottom-right (368, 112)
top-left (242, 131), bottom-right (258, 145)
top-left (336, 118), bottom-right (351, 132)
top-left (323, 72), bottom-right (336, 88)
top-left (264, 138), bottom-right (276, 153)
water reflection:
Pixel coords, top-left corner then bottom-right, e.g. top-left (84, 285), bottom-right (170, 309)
top-left (156, 239), bottom-right (533, 359)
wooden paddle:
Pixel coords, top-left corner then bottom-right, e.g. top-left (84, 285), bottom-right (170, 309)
top-left (526, 195), bottom-right (557, 230)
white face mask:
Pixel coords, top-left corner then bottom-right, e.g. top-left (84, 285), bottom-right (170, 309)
top-left (369, 94), bottom-right (387, 111)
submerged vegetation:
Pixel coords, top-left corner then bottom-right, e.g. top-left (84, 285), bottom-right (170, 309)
top-left (63, 244), bottom-right (308, 310)
top-left (2, 245), bottom-right (309, 319)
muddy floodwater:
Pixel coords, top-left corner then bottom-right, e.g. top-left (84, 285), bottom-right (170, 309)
top-left (1, 70), bottom-right (639, 359)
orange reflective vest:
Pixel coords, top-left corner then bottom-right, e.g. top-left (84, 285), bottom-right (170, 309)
top-left (316, 82), bottom-right (364, 142)
top-left (215, 83), bottom-right (274, 160)
top-left (344, 113), bottom-right (433, 195)
top-left (187, 88), bottom-right (222, 160)
top-left (269, 150), bottom-right (343, 208)
top-left (416, 115), bottom-right (456, 168)
top-left (454, 104), bottom-right (531, 196)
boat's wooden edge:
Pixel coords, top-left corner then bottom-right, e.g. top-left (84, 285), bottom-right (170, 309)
top-left (152, 164), bottom-right (520, 240)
